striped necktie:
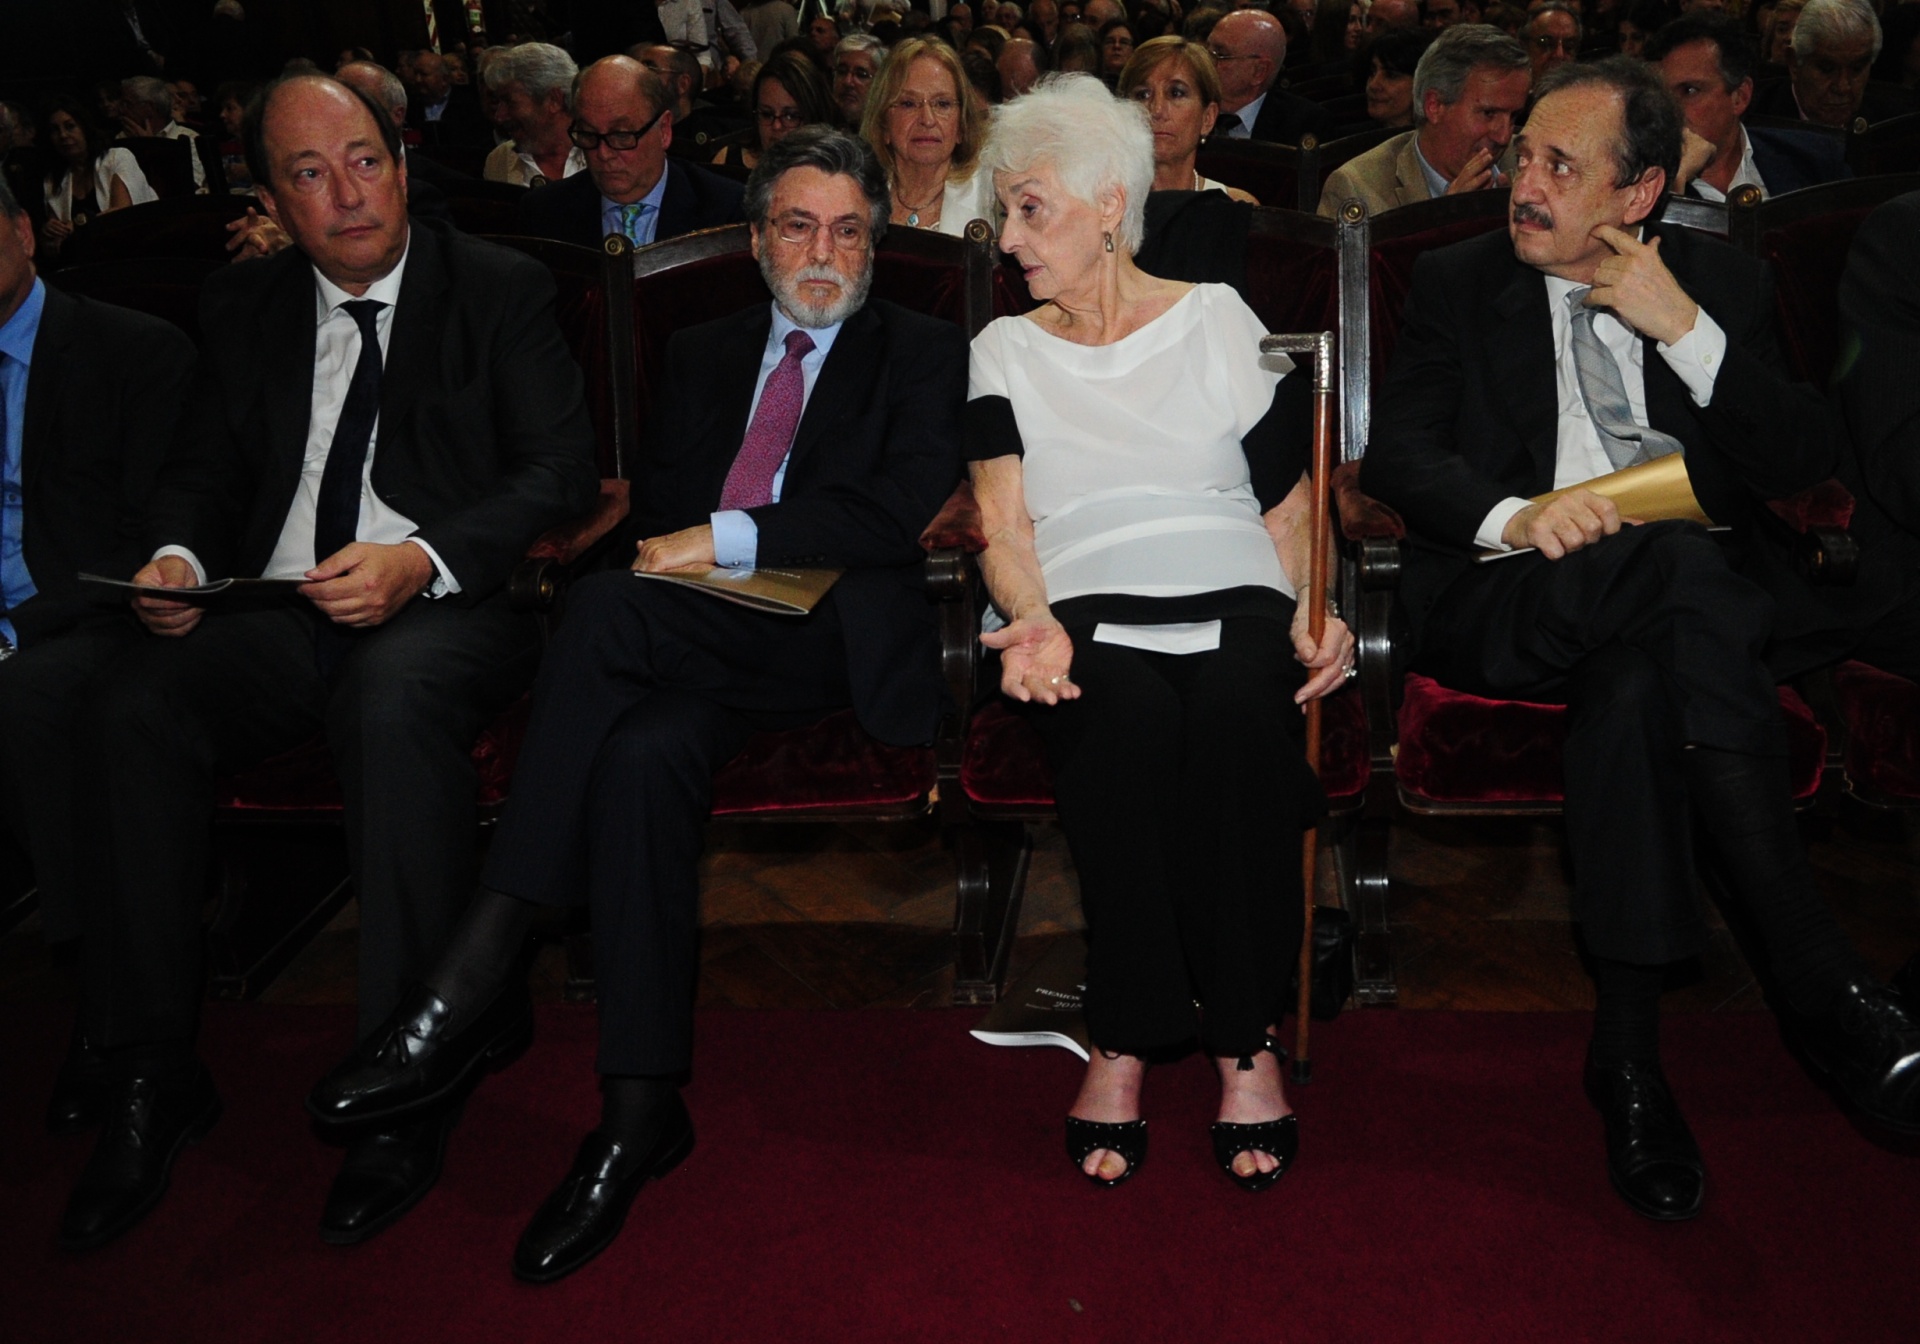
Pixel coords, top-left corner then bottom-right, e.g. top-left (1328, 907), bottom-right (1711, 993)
top-left (1564, 287), bottom-right (1684, 471)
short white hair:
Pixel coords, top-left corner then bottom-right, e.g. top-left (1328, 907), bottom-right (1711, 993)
top-left (484, 42), bottom-right (579, 106)
top-left (980, 73), bottom-right (1153, 254)
top-left (1792, 0), bottom-right (1882, 63)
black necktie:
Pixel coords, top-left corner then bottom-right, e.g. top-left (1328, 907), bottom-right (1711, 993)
top-left (1214, 112), bottom-right (1243, 137)
top-left (313, 299), bottom-right (386, 567)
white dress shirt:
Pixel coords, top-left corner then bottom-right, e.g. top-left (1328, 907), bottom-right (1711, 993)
top-left (159, 121), bottom-right (208, 193)
top-left (157, 242), bottom-right (457, 592)
top-left (1474, 270), bottom-right (1729, 550)
top-left (1221, 90), bottom-right (1267, 139)
top-left (708, 304), bottom-right (845, 568)
top-left (1688, 126), bottom-right (1769, 203)
top-left (483, 141), bottom-right (587, 188)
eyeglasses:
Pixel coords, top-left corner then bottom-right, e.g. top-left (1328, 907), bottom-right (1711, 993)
top-left (757, 106), bottom-right (806, 126)
top-left (771, 214), bottom-right (872, 250)
top-left (569, 106), bottom-right (667, 150)
top-left (1207, 48), bottom-right (1261, 64)
top-left (834, 63), bottom-right (876, 82)
top-left (1530, 35), bottom-right (1580, 53)
top-left (890, 95), bottom-right (961, 118)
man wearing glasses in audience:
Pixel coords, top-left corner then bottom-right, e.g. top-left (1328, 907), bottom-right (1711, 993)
top-left (517, 56), bottom-right (744, 256)
top-left (307, 127), bottom-right (965, 1283)
top-left (1206, 9), bottom-right (1333, 146)
top-left (1524, 4), bottom-right (1582, 93)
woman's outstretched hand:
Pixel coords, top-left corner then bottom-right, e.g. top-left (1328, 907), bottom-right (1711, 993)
top-left (1291, 607), bottom-right (1355, 705)
top-left (983, 613), bottom-right (1080, 705)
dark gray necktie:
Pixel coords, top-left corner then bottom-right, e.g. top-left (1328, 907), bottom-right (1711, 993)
top-left (313, 299), bottom-right (386, 565)
top-left (1214, 112), bottom-right (1243, 137)
top-left (1564, 286), bottom-right (1684, 471)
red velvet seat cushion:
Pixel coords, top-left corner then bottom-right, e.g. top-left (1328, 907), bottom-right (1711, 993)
top-left (709, 709), bottom-right (935, 816)
top-left (213, 696), bottom-right (530, 815)
top-left (1834, 660), bottom-right (1920, 802)
top-left (1395, 673), bottom-right (1826, 807)
top-left (961, 684), bottom-right (1371, 812)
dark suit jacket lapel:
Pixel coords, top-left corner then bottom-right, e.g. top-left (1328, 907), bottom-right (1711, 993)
top-left (657, 161), bottom-right (693, 240)
top-left (699, 303), bottom-right (773, 506)
top-left (374, 223), bottom-right (448, 490)
top-left (785, 303), bottom-right (878, 483)
top-left (260, 253), bottom-right (320, 521)
top-left (1488, 251), bottom-right (1559, 491)
top-left (21, 285), bottom-right (77, 479)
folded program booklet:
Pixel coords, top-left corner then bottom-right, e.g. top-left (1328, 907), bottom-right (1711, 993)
top-left (631, 565), bottom-right (842, 615)
top-left (1474, 455), bottom-right (1719, 562)
top-left (969, 936), bottom-right (1091, 1062)
top-left (78, 573), bottom-right (309, 603)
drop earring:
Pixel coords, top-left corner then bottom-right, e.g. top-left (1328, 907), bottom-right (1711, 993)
top-left (1103, 230), bottom-right (1115, 253)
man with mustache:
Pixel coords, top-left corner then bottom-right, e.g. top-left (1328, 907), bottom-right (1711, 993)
top-left (306, 127), bottom-right (965, 1282)
top-left (1363, 58), bottom-right (1920, 1222)
top-left (55, 74), bottom-right (600, 1252)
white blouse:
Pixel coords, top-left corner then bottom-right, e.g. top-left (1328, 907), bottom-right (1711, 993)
top-left (44, 148), bottom-right (157, 222)
top-left (931, 170), bottom-right (999, 238)
top-left (968, 283), bottom-right (1294, 611)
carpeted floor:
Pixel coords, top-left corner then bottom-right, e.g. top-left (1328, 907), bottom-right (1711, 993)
top-left (5, 1003), bottom-right (1917, 1343)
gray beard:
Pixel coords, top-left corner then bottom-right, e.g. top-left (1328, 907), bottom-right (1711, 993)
top-left (762, 252), bottom-right (873, 328)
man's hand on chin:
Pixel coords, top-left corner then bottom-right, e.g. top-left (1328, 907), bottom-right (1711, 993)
top-left (633, 525), bottom-right (718, 573)
top-left (1502, 489), bottom-right (1624, 559)
top-left (301, 542), bottom-right (435, 627)
top-left (1586, 225), bottom-right (1700, 346)
top-left (131, 555), bottom-right (205, 636)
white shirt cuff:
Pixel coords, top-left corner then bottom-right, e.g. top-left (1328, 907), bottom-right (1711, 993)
top-left (710, 510), bottom-right (758, 569)
top-left (405, 537), bottom-right (460, 597)
top-left (1656, 309), bottom-right (1727, 408)
top-left (1475, 498), bottom-right (1532, 552)
top-left (152, 545), bottom-right (207, 586)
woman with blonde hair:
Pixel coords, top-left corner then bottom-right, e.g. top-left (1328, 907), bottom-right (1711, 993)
top-left (1116, 37), bottom-right (1257, 201)
top-left (860, 36), bottom-right (996, 233)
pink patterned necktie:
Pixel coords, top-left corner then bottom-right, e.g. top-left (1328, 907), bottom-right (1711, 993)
top-left (719, 329), bottom-right (815, 510)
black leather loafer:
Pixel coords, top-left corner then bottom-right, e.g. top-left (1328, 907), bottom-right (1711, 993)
top-left (1584, 1054), bottom-right (1704, 1222)
top-left (46, 1031), bottom-right (115, 1135)
top-left (512, 1092), bottom-right (696, 1284)
top-left (307, 981), bottom-right (532, 1127)
top-left (1790, 978), bottom-right (1920, 1134)
top-left (319, 1105), bottom-right (463, 1246)
top-left (59, 1063), bottom-right (221, 1252)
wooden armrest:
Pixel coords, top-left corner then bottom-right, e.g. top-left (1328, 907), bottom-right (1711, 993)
top-left (525, 480), bottom-right (631, 565)
top-left (919, 479), bottom-right (986, 554)
top-left (1333, 461), bottom-right (1405, 542)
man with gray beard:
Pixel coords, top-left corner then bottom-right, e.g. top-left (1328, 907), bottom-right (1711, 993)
top-left (302, 127), bottom-right (965, 1283)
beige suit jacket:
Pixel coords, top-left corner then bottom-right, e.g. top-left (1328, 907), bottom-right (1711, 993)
top-left (1316, 130), bottom-right (1433, 219)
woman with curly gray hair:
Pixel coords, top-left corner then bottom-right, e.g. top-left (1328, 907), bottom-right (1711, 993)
top-left (967, 74), bottom-right (1352, 1193)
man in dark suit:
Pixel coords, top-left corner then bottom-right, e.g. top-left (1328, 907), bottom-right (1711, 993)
top-left (517, 56), bottom-right (744, 253)
top-left (1207, 9), bottom-right (1332, 146)
top-left (402, 49), bottom-right (491, 147)
top-left (0, 176), bottom-right (193, 956)
top-left (1838, 189), bottom-right (1920, 532)
top-left (54, 74), bottom-right (600, 1254)
top-left (1362, 58), bottom-right (1920, 1223)
top-left (1748, 0), bottom-right (1916, 127)
top-left (1651, 14), bottom-right (1852, 200)
top-left (305, 127), bottom-right (965, 1283)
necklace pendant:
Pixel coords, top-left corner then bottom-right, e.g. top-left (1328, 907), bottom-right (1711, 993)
top-left (907, 211), bottom-right (919, 227)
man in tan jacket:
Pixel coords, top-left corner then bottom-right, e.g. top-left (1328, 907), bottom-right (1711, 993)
top-left (1318, 24), bottom-right (1530, 218)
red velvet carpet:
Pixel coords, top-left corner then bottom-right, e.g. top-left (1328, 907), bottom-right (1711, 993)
top-left (4, 1003), bottom-right (1917, 1343)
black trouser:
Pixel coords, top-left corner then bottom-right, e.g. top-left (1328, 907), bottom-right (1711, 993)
top-left (480, 571), bottom-right (853, 1077)
top-left (0, 618), bottom-right (142, 943)
top-left (81, 598), bottom-right (540, 1050)
top-left (1415, 521), bottom-right (1784, 965)
top-left (1024, 602), bottom-right (1317, 1060)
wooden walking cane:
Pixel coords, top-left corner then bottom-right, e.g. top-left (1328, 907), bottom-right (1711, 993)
top-left (1260, 331), bottom-right (1336, 1086)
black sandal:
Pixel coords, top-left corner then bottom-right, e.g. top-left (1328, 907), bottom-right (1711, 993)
top-left (1210, 1038), bottom-right (1298, 1193)
top-left (1065, 1115), bottom-right (1148, 1188)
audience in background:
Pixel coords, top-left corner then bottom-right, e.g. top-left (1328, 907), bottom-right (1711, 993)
top-left (1874, 6), bottom-right (1920, 91)
top-left (745, 0), bottom-right (803, 58)
top-left (1366, 0), bottom-right (1423, 39)
top-left (1100, 20), bottom-right (1140, 85)
top-left (1425, 0), bottom-right (1482, 31)
top-left (1523, 3), bottom-right (1582, 89)
top-left (1763, 0), bottom-right (1807, 67)
top-left (1119, 36), bottom-right (1261, 201)
top-left (718, 50), bottom-right (835, 170)
top-left (1207, 8), bottom-right (1333, 143)
top-left (1054, 24), bottom-right (1104, 74)
top-left (119, 75), bottom-right (211, 193)
top-left (1751, 0), bottom-right (1910, 127)
top-left (40, 99), bottom-right (155, 261)
top-left (832, 34), bottom-right (889, 128)
top-left (402, 49), bottom-right (489, 146)
top-left (999, 36), bottom-right (1050, 95)
top-left (1617, 0), bottom-right (1678, 58)
top-left (483, 42), bottom-right (587, 187)
top-left (1361, 26), bottom-right (1438, 129)
top-left (863, 36), bottom-right (995, 233)
top-left (634, 43), bottom-right (736, 153)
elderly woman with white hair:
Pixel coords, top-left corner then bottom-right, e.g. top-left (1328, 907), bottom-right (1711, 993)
top-left (969, 74), bottom-right (1352, 1192)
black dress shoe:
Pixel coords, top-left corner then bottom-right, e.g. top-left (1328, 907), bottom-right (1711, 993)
top-left (46, 1031), bottom-right (115, 1135)
top-left (59, 1063), bottom-right (221, 1252)
top-left (319, 1104), bottom-right (463, 1246)
top-left (1789, 978), bottom-right (1920, 1134)
top-left (1583, 1054), bottom-right (1704, 1222)
top-left (512, 1092), bottom-right (695, 1284)
top-left (307, 981), bottom-right (532, 1127)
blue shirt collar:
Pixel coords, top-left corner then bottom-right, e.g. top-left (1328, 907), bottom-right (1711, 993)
top-left (769, 301), bottom-right (844, 359)
top-left (604, 167), bottom-right (671, 220)
top-left (0, 278), bottom-right (46, 368)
